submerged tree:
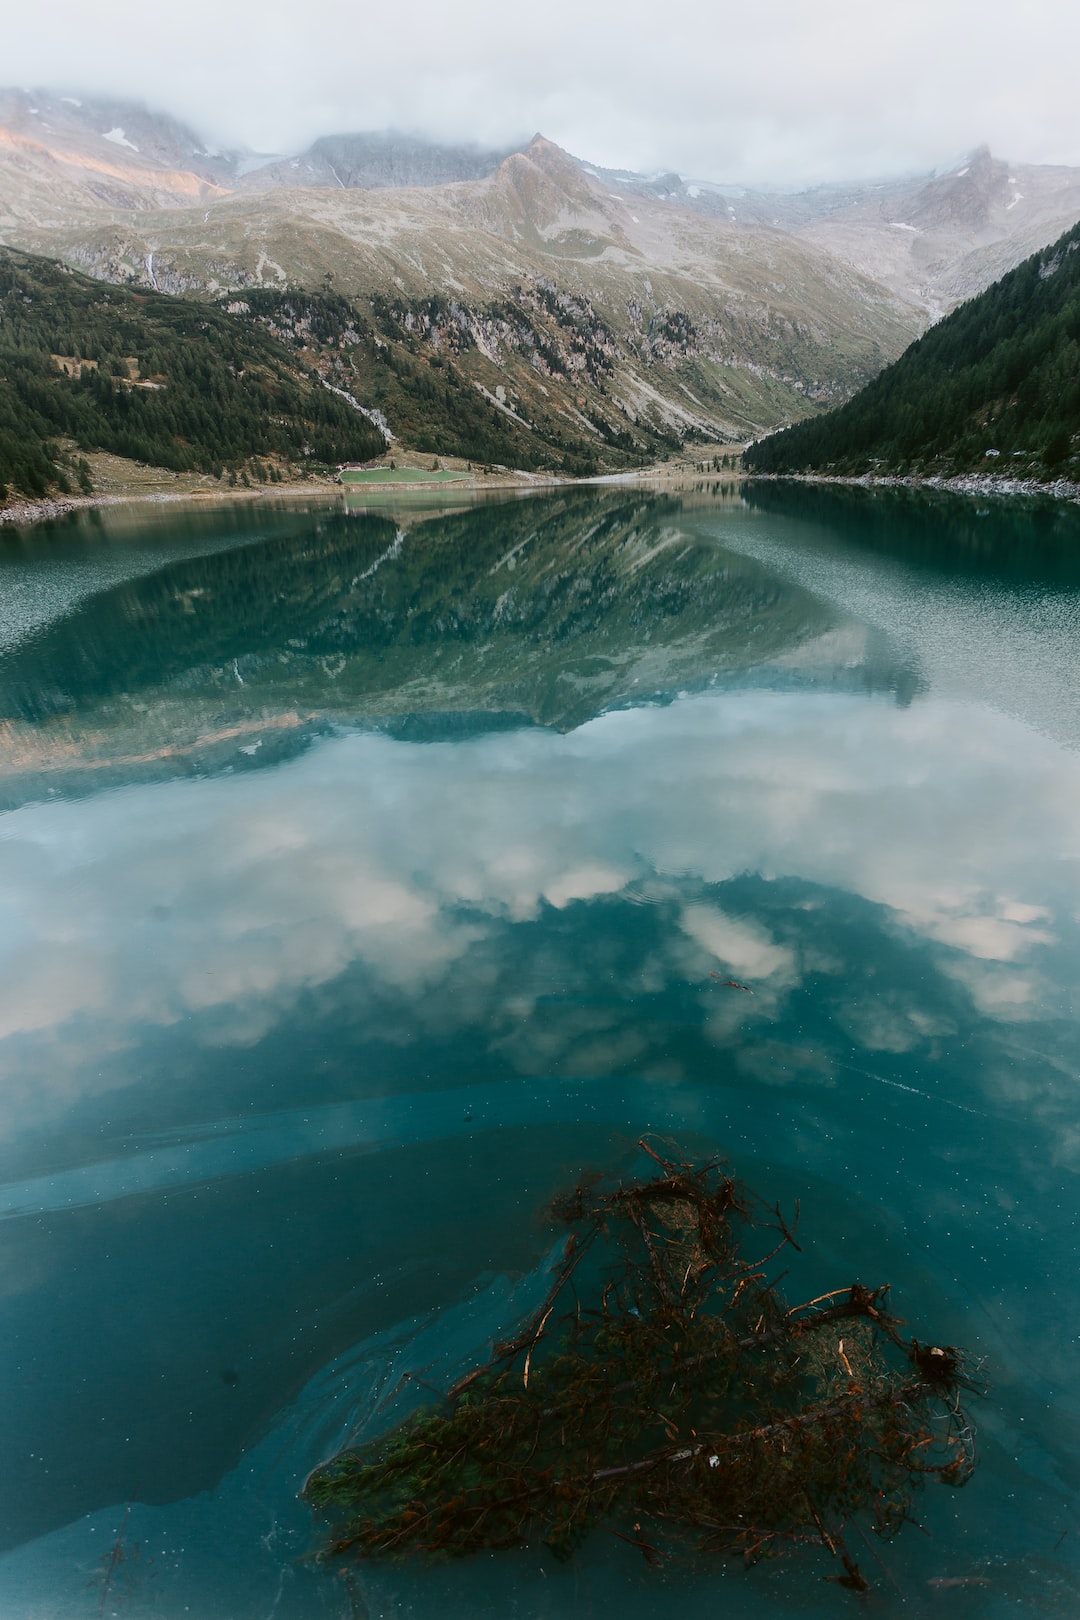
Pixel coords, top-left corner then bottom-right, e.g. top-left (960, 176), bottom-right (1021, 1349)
top-left (306, 1141), bottom-right (980, 1590)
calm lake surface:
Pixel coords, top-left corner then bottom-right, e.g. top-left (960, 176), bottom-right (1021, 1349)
top-left (1, 482), bottom-right (1079, 1618)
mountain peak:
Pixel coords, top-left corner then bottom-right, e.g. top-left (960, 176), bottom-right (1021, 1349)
top-left (909, 145), bottom-right (1010, 231)
top-left (512, 134), bottom-right (591, 187)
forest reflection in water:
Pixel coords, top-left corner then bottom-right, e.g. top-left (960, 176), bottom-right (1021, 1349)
top-left (0, 485), bottom-right (919, 804)
top-left (0, 485), bottom-right (1079, 1618)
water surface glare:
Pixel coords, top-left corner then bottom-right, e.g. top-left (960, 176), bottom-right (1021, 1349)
top-left (1, 484), bottom-right (1080, 1618)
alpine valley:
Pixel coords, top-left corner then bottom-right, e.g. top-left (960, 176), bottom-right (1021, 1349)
top-left (3, 87), bottom-right (1080, 496)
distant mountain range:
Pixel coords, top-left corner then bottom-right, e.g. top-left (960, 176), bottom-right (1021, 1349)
top-left (0, 89), bottom-right (523, 198)
top-left (5, 90), bottom-right (1079, 316)
top-left (1, 88), bottom-right (1079, 485)
top-left (744, 220), bottom-right (1080, 481)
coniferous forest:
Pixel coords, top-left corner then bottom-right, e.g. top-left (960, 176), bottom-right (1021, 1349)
top-left (744, 221), bottom-right (1080, 480)
top-left (0, 249), bottom-right (385, 499)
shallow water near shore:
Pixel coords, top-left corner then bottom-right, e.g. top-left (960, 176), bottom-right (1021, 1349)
top-left (1, 483), bottom-right (1080, 1617)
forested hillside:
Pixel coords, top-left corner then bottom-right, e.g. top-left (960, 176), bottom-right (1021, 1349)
top-left (236, 286), bottom-right (646, 477)
top-left (0, 249), bottom-right (385, 500)
top-left (744, 221), bottom-right (1080, 480)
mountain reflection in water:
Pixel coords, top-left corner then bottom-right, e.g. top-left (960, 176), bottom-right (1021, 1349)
top-left (0, 486), bottom-right (1079, 1619)
top-left (0, 488), bottom-right (918, 805)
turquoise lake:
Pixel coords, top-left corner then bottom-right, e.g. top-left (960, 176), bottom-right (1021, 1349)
top-left (1, 481), bottom-right (1080, 1616)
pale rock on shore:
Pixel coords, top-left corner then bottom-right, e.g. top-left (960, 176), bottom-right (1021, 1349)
top-left (748, 470), bottom-right (1080, 504)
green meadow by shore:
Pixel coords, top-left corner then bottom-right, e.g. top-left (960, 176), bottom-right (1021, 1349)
top-left (339, 467), bottom-right (471, 485)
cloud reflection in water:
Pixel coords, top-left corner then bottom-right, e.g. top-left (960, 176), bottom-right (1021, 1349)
top-left (0, 684), bottom-right (1075, 1152)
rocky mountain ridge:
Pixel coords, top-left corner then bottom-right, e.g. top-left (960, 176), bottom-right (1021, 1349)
top-left (0, 113), bottom-right (922, 455)
top-left (3, 89), bottom-right (1078, 472)
top-left (589, 146), bottom-right (1080, 315)
top-left (0, 88), bottom-right (522, 210)
top-left (239, 131), bottom-right (522, 194)
top-left (4, 91), bottom-right (1077, 318)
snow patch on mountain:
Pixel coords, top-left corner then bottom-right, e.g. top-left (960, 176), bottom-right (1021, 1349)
top-left (103, 127), bottom-right (139, 152)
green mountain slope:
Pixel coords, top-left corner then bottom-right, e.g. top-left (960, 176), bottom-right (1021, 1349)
top-left (0, 248), bottom-right (385, 499)
top-left (744, 221), bottom-right (1080, 479)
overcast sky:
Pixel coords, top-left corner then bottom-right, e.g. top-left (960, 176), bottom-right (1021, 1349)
top-left (7, 0), bottom-right (1080, 184)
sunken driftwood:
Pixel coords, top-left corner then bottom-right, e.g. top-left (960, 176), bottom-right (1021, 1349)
top-left (306, 1141), bottom-right (979, 1590)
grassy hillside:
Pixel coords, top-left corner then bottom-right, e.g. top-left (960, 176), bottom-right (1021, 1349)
top-left (0, 248), bottom-right (385, 500)
top-left (744, 220), bottom-right (1080, 480)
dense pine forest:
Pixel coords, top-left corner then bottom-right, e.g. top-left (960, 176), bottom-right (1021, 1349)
top-left (744, 221), bottom-right (1080, 480)
top-left (0, 249), bottom-right (385, 500)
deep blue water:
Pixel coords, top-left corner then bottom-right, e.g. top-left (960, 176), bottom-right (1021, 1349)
top-left (1, 482), bottom-right (1080, 1617)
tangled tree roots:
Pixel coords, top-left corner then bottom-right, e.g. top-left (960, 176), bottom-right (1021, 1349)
top-left (306, 1141), bottom-right (981, 1589)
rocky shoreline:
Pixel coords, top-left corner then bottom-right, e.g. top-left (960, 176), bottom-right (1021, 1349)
top-left (0, 496), bottom-right (84, 526)
top-left (0, 468), bottom-right (570, 529)
top-left (746, 469), bottom-right (1080, 503)
top-left (5, 465), bottom-right (1079, 532)
top-left (0, 483), bottom-right (343, 529)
